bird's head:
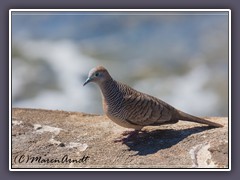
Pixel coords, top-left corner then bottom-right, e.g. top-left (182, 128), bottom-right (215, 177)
top-left (83, 66), bottom-right (111, 86)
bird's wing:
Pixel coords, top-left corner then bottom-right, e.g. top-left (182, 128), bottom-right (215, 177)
top-left (122, 92), bottom-right (175, 126)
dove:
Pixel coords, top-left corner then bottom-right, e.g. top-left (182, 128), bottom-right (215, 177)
top-left (83, 66), bottom-right (223, 132)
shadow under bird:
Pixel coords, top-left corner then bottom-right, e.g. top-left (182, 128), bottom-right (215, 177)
top-left (83, 66), bottom-right (223, 133)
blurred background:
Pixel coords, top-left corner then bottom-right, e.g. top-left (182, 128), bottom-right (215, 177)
top-left (11, 11), bottom-right (229, 117)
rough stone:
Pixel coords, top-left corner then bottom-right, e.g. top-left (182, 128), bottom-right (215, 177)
top-left (11, 108), bottom-right (229, 169)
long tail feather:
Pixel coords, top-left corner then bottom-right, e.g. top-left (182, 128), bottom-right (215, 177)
top-left (177, 110), bottom-right (223, 128)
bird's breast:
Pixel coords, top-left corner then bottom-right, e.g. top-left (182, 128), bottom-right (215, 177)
top-left (102, 97), bottom-right (109, 114)
top-left (102, 95), bottom-right (123, 115)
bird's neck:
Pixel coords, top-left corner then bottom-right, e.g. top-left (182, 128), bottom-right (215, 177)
top-left (99, 78), bottom-right (124, 112)
top-left (99, 78), bottom-right (118, 99)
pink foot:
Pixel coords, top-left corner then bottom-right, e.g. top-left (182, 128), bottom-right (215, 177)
top-left (121, 130), bottom-right (138, 136)
top-left (114, 130), bottom-right (141, 143)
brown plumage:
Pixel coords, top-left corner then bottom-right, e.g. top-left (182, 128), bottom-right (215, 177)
top-left (83, 66), bottom-right (223, 130)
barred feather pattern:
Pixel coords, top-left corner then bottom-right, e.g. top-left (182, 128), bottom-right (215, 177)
top-left (99, 79), bottom-right (179, 127)
top-left (86, 66), bottom-right (223, 129)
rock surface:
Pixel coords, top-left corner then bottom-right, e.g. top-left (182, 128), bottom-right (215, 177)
top-left (11, 108), bottom-right (229, 169)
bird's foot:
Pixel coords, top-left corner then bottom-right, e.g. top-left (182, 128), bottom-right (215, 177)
top-left (121, 130), bottom-right (138, 136)
top-left (114, 130), bottom-right (141, 143)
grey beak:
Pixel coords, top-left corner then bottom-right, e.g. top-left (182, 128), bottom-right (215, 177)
top-left (83, 77), bottom-right (91, 86)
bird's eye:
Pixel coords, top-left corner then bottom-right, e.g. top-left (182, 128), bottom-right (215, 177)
top-left (95, 72), bottom-right (99, 77)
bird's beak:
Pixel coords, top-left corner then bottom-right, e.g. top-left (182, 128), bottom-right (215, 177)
top-left (83, 77), bottom-right (91, 86)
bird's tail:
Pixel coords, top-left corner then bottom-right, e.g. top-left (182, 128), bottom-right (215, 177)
top-left (177, 110), bottom-right (223, 128)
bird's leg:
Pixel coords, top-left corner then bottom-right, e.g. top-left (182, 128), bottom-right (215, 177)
top-left (114, 129), bottom-right (141, 143)
top-left (121, 129), bottom-right (140, 136)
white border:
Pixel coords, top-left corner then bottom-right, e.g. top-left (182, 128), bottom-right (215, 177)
top-left (10, 9), bottom-right (230, 11)
top-left (9, 9), bottom-right (12, 172)
top-left (9, 9), bottom-right (231, 171)
top-left (228, 9), bottom-right (231, 172)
